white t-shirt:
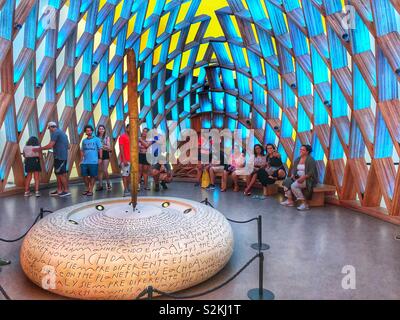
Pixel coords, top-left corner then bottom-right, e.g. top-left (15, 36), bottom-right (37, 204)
top-left (297, 164), bottom-right (306, 177)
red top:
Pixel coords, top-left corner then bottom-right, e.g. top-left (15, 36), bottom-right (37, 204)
top-left (119, 133), bottom-right (130, 162)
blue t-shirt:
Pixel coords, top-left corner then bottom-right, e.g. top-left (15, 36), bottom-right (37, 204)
top-left (50, 129), bottom-right (69, 160)
top-left (82, 137), bottom-right (102, 165)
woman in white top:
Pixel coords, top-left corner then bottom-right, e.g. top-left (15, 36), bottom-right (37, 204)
top-left (230, 148), bottom-right (247, 192)
top-left (281, 145), bottom-right (319, 211)
top-left (23, 137), bottom-right (42, 197)
top-left (243, 144), bottom-right (266, 195)
top-left (96, 125), bottom-right (112, 191)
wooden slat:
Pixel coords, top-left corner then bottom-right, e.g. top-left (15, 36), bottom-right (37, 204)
top-left (379, 100), bottom-right (400, 155)
top-left (377, 32), bottom-right (400, 78)
top-left (353, 51), bottom-right (377, 100)
top-left (0, 92), bottom-right (12, 127)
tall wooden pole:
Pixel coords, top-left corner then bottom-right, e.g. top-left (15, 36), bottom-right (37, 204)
top-left (127, 49), bottom-right (139, 209)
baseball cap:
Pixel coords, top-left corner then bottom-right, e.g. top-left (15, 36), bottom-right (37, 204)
top-left (47, 122), bottom-right (57, 128)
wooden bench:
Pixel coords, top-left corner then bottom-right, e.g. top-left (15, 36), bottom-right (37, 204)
top-left (214, 171), bottom-right (279, 195)
top-left (275, 180), bottom-right (336, 207)
top-left (214, 171), bottom-right (335, 206)
top-left (308, 184), bottom-right (337, 207)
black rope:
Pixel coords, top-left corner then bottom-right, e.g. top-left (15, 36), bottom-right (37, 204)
top-left (200, 198), bottom-right (215, 208)
top-left (201, 198), bottom-right (259, 224)
top-left (136, 253), bottom-right (260, 300)
top-left (135, 287), bottom-right (149, 300)
top-left (0, 284), bottom-right (11, 300)
top-left (0, 209), bottom-right (52, 243)
top-left (227, 217), bottom-right (259, 224)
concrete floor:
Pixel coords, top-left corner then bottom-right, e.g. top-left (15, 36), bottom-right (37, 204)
top-left (1, 180), bottom-right (400, 300)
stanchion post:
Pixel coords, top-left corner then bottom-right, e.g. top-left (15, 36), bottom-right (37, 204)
top-left (201, 198), bottom-right (215, 208)
top-left (251, 215), bottom-right (270, 251)
top-left (247, 252), bottom-right (275, 300)
top-left (147, 286), bottom-right (154, 300)
top-left (259, 252), bottom-right (264, 296)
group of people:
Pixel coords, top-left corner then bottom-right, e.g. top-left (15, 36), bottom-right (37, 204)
top-left (196, 143), bottom-right (318, 211)
top-left (22, 122), bottom-right (172, 198)
top-left (196, 143), bottom-right (286, 193)
top-left (23, 122), bottom-right (318, 211)
top-left (118, 124), bottom-right (172, 197)
top-left (23, 122), bottom-right (72, 197)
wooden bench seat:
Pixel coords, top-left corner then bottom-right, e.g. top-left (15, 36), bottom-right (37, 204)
top-left (214, 171), bottom-right (335, 206)
top-left (214, 171), bottom-right (278, 195)
top-left (276, 180), bottom-right (336, 207)
top-left (308, 184), bottom-right (337, 207)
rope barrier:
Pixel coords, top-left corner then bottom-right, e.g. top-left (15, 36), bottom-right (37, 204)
top-left (200, 198), bottom-right (269, 251)
top-left (227, 217), bottom-right (258, 224)
top-left (135, 253), bottom-right (260, 300)
top-left (0, 284), bottom-right (11, 300)
top-left (0, 209), bottom-right (52, 243)
top-left (201, 198), bottom-right (259, 224)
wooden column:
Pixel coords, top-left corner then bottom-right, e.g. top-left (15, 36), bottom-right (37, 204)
top-left (127, 49), bottom-right (139, 209)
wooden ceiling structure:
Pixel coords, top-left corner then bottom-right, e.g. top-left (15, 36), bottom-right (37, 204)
top-left (0, 0), bottom-right (399, 222)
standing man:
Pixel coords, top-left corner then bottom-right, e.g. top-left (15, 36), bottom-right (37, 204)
top-left (35, 122), bottom-right (71, 197)
top-left (119, 123), bottom-right (131, 197)
top-left (80, 125), bottom-right (102, 197)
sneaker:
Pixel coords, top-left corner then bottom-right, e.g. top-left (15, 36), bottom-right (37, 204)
top-left (207, 184), bottom-right (216, 190)
top-left (160, 181), bottom-right (168, 190)
top-left (154, 183), bottom-right (160, 192)
top-left (50, 191), bottom-right (59, 197)
top-left (252, 195), bottom-right (266, 200)
top-left (35, 191), bottom-right (41, 198)
top-left (59, 192), bottom-right (71, 197)
top-left (280, 200), bottom-right (295, 207)
top-left (107, 183), bottom-right (112, 191)
top-left (123, 190), bottom-right (131, 197)
top-left (24, 192), bottom-right (31, 197)
top-left (297, 203), bottom-right (310, 211)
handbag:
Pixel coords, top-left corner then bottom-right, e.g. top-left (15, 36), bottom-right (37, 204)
top-left (201, 169), bottom-right (211, 188)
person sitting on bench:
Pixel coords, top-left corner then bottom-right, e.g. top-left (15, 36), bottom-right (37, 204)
top-left (280, 145), bottom-right (318, 211)
top-left (243, 144), bottom-right (266, 196)
top-left (208, 149), bottom-right (230, 191)
top-left (221, 148), bottom-right (247, 192)
top-left (152, 163), bottom-right (173, 192)
top-left (245, 144), bottom-right (286, 198)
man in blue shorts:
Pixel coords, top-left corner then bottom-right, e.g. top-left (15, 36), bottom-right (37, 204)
top-left (35, 122), bottom-right (71, 197)
top-left (80, 125), bottom-right (103, 196)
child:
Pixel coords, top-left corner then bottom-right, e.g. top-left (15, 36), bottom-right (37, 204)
top-left (23, 137), bottom-right (42, 197)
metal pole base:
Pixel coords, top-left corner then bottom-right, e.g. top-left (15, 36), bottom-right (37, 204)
top-left (251, 243), bottom-right (270, 251)
top-left (0, 258), bottom-right (11, 266)
top-left (247, 288), bottom-right (275, 300)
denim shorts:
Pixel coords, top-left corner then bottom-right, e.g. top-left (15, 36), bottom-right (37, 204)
top-left (81, 164), bottom-right (98, 177)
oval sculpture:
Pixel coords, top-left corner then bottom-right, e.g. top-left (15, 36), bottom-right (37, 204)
top-left (20, 197), bottom-right (234, 300)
